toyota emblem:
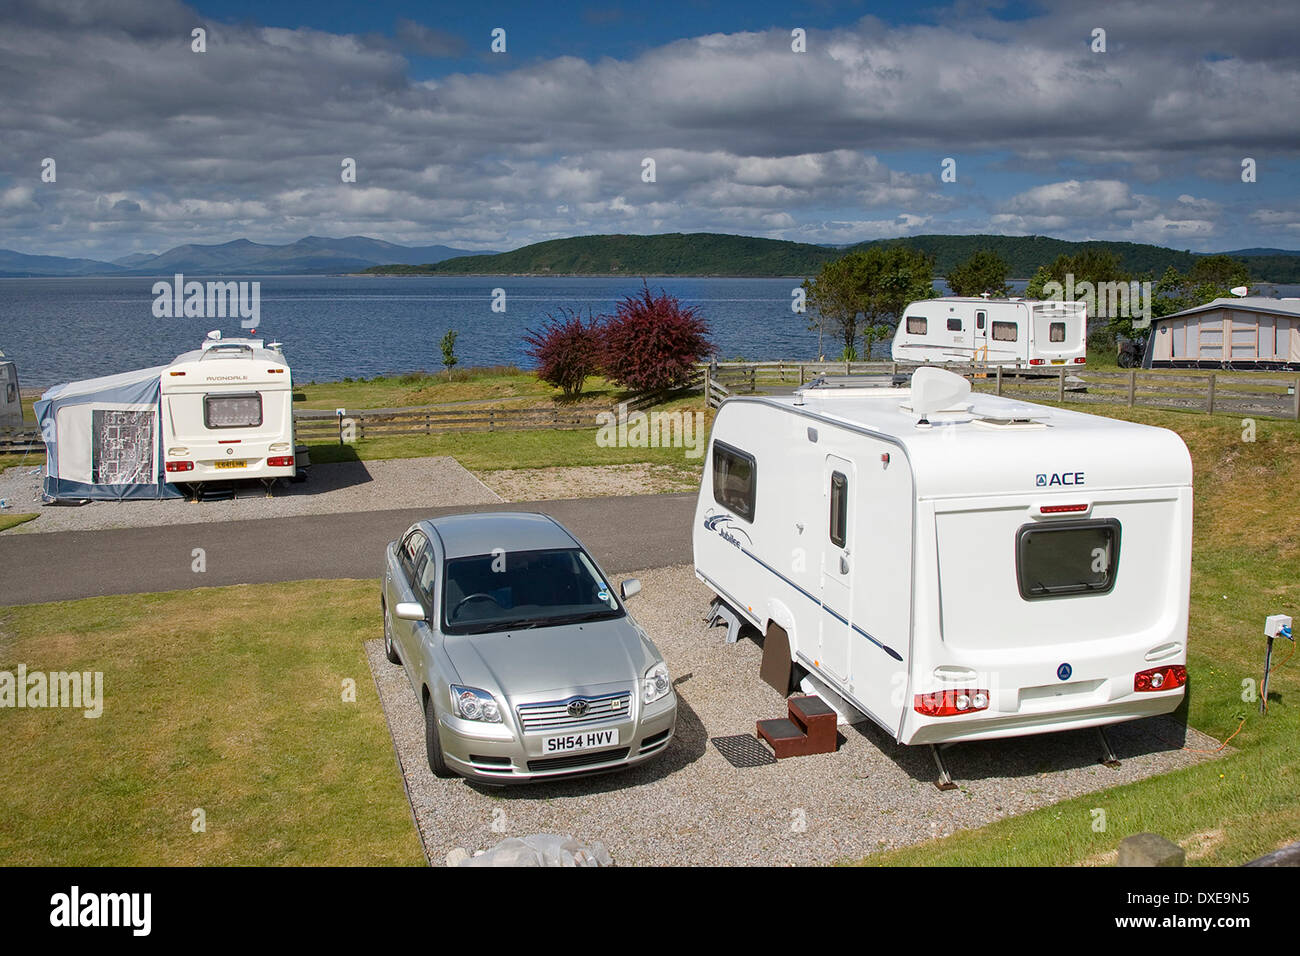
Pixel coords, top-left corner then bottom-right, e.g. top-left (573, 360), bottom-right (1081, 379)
top-left (567, 699), bottom-right (589, 718)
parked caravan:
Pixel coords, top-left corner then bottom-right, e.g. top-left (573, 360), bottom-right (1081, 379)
top-left (159, 334), bottom-right (296, 484)
top-left (35, 364), bottom-right (183, 501)
top-left (891, 298), bottom-right (1087, 367)
top-left (0, 351), bottom-right (23, 428)
top-left (693, 368), bottom-right (1192, 759)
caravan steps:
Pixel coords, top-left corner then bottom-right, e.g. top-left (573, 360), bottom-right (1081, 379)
top-left (756, 695), bottom-right (839, 759)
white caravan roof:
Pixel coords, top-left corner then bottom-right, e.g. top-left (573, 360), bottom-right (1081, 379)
top-left (163, 337), bottom-right (289, 389)
top-left (737, 377), bottom-right (1190, 498)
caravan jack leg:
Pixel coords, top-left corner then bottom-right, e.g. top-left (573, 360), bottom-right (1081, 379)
top-left (930, 744), bottom-right (958, 791)
top-left (1096, 727), bottom-right (1121, 769)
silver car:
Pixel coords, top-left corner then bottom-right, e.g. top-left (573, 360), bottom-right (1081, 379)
top-left (381, 512), bottom-right (678, 784)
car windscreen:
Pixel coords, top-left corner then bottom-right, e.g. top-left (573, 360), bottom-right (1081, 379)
top-left (442, 547), bottom-right (624, 634)
top-left (1016, 519), bottom-right (1120, 599)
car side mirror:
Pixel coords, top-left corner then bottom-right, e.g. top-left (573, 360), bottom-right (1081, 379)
top-left (394, 601), bottom-right (426, 622)
top-left (620, 578), bottom-right (642, 600)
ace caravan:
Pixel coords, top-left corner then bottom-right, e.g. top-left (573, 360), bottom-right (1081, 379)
top-left (891, 298), bottom-right (1087, 367)
top-left (692, 368), bottom-right (1193, 759)
top-left (159, 333), bottom-right (296, 485)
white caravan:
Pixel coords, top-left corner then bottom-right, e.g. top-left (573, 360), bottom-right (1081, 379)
top-left (159, 334), bottom-right (296, 484)
top-left (693, 368), bottom-right (1192, 771)
top-left (0, 351), bottom-right (22, 428)
top-left (891, 297), bottom-right (1087, 367)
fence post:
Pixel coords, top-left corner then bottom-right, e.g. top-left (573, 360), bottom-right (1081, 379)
top-left (891, 361), bottom-right (898, 376)
top-left (1293, 375), bottom-right (1299, 421)
top-left (703, 364), bottom-right (712, 405)
top-left (1206, 374), bottom-right (1216, 415)
top-left (1058, 367), bottom-right (1066, 402)
top-left (798, 364), bottom-right (805, 386)
top-left (845, 359), bottom-right (850, 376)
top-left (1128, 370), bottom-right (1137, 407)
top-left (996, 365), bottom-right (1003, 396)
top-left (488, 409), bottom-right (495, 432)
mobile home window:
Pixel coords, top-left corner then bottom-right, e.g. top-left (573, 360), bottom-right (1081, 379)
top-left (204, 392), bottom-right (262, 429)
top-left (992, 321), bottom-right (1019, 342)
top-left (976, 310), bottom-right (986, 330)
top-left (829, 471), bottom-right (848, 548)
top-left (906, 316), bottom-right (927, 334)
top-left (712, 441), bottom-right (756, 522)
top-left (946, 318), bottom-right (962, 332)
top-left (1049, 322), bottom-right (1066, 343)
top-left (1015, 519), bottom-right (1121, 600)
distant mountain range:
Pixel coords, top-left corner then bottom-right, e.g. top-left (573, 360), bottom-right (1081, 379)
top-left (0, 236), bottom-right (492, 277)
top-left (364, 232), bottom-right (1300, 282)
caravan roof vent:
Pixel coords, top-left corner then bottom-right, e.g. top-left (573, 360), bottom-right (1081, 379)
top-left (900, 367), bottom-right (972, 423)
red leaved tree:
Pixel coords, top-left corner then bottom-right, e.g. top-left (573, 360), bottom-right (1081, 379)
top-left (601, 282), bottom-right (713, 392)
top-left (523, 307), bottom-right (604, 399)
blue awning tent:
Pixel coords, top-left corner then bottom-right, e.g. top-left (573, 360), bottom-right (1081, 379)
top-left (34, 365), bottom-right (182, 501)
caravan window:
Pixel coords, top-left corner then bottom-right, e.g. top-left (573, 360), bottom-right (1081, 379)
top-left (712, 441), bottom-right (756, 522)
top-left (1016, 519), bottom-right (1121, 600)
top-left (829, 471), bottom-right (848, 548)
top-left (992, 321), bottom-right (1019, 342)
top-left (946, 318), bottom-right (962, 332)
top-left (1049, 322), bottom-right (1066, 343)
top-left (906, 316), bottom-right (927, 334)
top-left (204, 392), bottom-right (263, 428)
top-left (976, 310), bottom-right (986, 330)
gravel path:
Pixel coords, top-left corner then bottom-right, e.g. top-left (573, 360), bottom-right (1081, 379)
top-left (0, 456), bottom-right (499, 534)
top-left (367, 564), bottom-right (1225, 867)
top-left (482, 463), bottom-right (700, 501)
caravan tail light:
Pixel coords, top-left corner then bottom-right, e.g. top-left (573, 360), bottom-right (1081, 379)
top-left (1039, 503), bottom-right (1089, 515)
top-left (1028, 358), bottom-right (1045, 366)
top-left (1134, 665), bottom-right (1186, 692)
top-left (914, 689), bottom-right (990, 717)
top-left (1073, 357), bottom-right (1086, 363)
top-left (267, 455), bottom-right (294, 467)
top-left (165, 461), bottom-right (194, 473)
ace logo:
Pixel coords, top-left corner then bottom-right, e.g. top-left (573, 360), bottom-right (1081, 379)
top-left (1037, 471), bottom-right (1085, 487)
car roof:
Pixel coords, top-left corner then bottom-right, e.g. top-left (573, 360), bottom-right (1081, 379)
top-left (422, 512), bottom-right (580, 559)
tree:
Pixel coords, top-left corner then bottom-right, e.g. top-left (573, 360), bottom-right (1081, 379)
top-left (945, 249), bottom-right (1012, 297)
top-left (601, 282), bottom-right (713, 392)
top-left (439, 328), bottom-right (459, 379)
top-left (1153, 255), bottom-right (1251, 318)
top-left (802, 246), bottom-right (935, 360)
top-left (523, 307), bottom-right (603, 399)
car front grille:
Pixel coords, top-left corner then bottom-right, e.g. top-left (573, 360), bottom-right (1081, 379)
top-left (516, 691), bottom-right (632, 732)
top-left (526, 747), bottom-right (630, 773)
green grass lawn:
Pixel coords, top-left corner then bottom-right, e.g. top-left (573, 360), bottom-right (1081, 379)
top-left (0, 581), bottom-right (425, 866)
top-left (859, 404), bottom-right (1300, 866)
top-left (293, 366), bottom-right (627, 411)
top-left (0, 513), bottom-right (37, 533)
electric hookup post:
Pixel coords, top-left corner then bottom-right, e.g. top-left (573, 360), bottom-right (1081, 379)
top-left (1261, 614), bottom-right (1294, 715)
top-left (336, 408), bottom-right (345, 446)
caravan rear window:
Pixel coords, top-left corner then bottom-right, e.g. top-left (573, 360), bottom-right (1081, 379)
top-left (992, 321), bottom-right (1019, 342)
top-left (1016, 519), bottom-right (1121, 600)
top-left (906, 316), bottom-right (927, 334)
top-left (712, 441), bottom-right (756, 522)
top-left (1049, 322), bottom-right (1066, 343)
top-left (204, 392), bottom-right (263, 429)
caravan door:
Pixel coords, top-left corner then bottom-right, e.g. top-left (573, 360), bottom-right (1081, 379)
top-left (818, 454), bottom-right (855, 683)
top-left (973, 307), bottom-right (989, 362)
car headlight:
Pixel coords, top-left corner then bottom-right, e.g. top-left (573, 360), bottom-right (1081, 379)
top-left (643, 662), bottom-right (671, 705)
top-left (450, 685), bottom-right (502, 722)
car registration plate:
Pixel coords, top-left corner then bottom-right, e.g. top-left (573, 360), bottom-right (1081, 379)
top-left (1050, 359), bottom-right (1065, 365)
top-left (214, 460), bottom-right (247, 470)
top-left (543, 728), bottom-right (619, 754)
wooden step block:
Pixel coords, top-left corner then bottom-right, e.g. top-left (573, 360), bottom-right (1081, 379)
top-left (756, 717), bottom-right (811, 759)
top-left (787, 695), bottom-right (838, 754)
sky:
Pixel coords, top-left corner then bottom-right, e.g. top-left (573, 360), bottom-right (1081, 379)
top-left (1, 0), bottom-right (1298, 261)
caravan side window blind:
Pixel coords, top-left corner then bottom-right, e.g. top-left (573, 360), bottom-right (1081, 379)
top-left (712, 441), bottom-right (756, 522)
top-left (829, 471), bottom-right (848, 547)
top-left (1016, 519), bottom-right (1121, 600)
top-left (906, 316), bottom-right (927, 334)
top-left (205, 392), bottom-right (263, 428)
top-left (992, 321), bottom-right (1019, 342)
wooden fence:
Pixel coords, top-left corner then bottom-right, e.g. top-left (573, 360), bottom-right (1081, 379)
top-left (699, 361), bottom-right (1300, 421)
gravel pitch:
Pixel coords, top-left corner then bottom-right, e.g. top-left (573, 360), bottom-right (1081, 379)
top-left (367, 564), bottom-right (1225, 867)
top-left (0, 456), bottom-right (500, 534)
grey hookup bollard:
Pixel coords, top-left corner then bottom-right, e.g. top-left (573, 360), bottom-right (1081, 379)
top-left (1117, 833), bottom-right (1185, 867)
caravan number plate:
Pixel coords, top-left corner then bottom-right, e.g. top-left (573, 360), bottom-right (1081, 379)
top-left (214, 460), bottom-right (247, 470)
top-left (543, 728), bottom-right (619, 753)
top-left (1050, 359), bottom-right (1065, 365)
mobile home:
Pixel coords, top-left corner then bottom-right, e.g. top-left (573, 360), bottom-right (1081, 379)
top-left (693, 368), bottom-right (1192, 760)
top-left (891, 297), bottom-right (1087, 367)
top-left (159, 334), bottom-right (296, 485)
top-left (0, 351), bottom-right (22, 428)
top-left (1142, 296), bottom-right (1300, 370)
